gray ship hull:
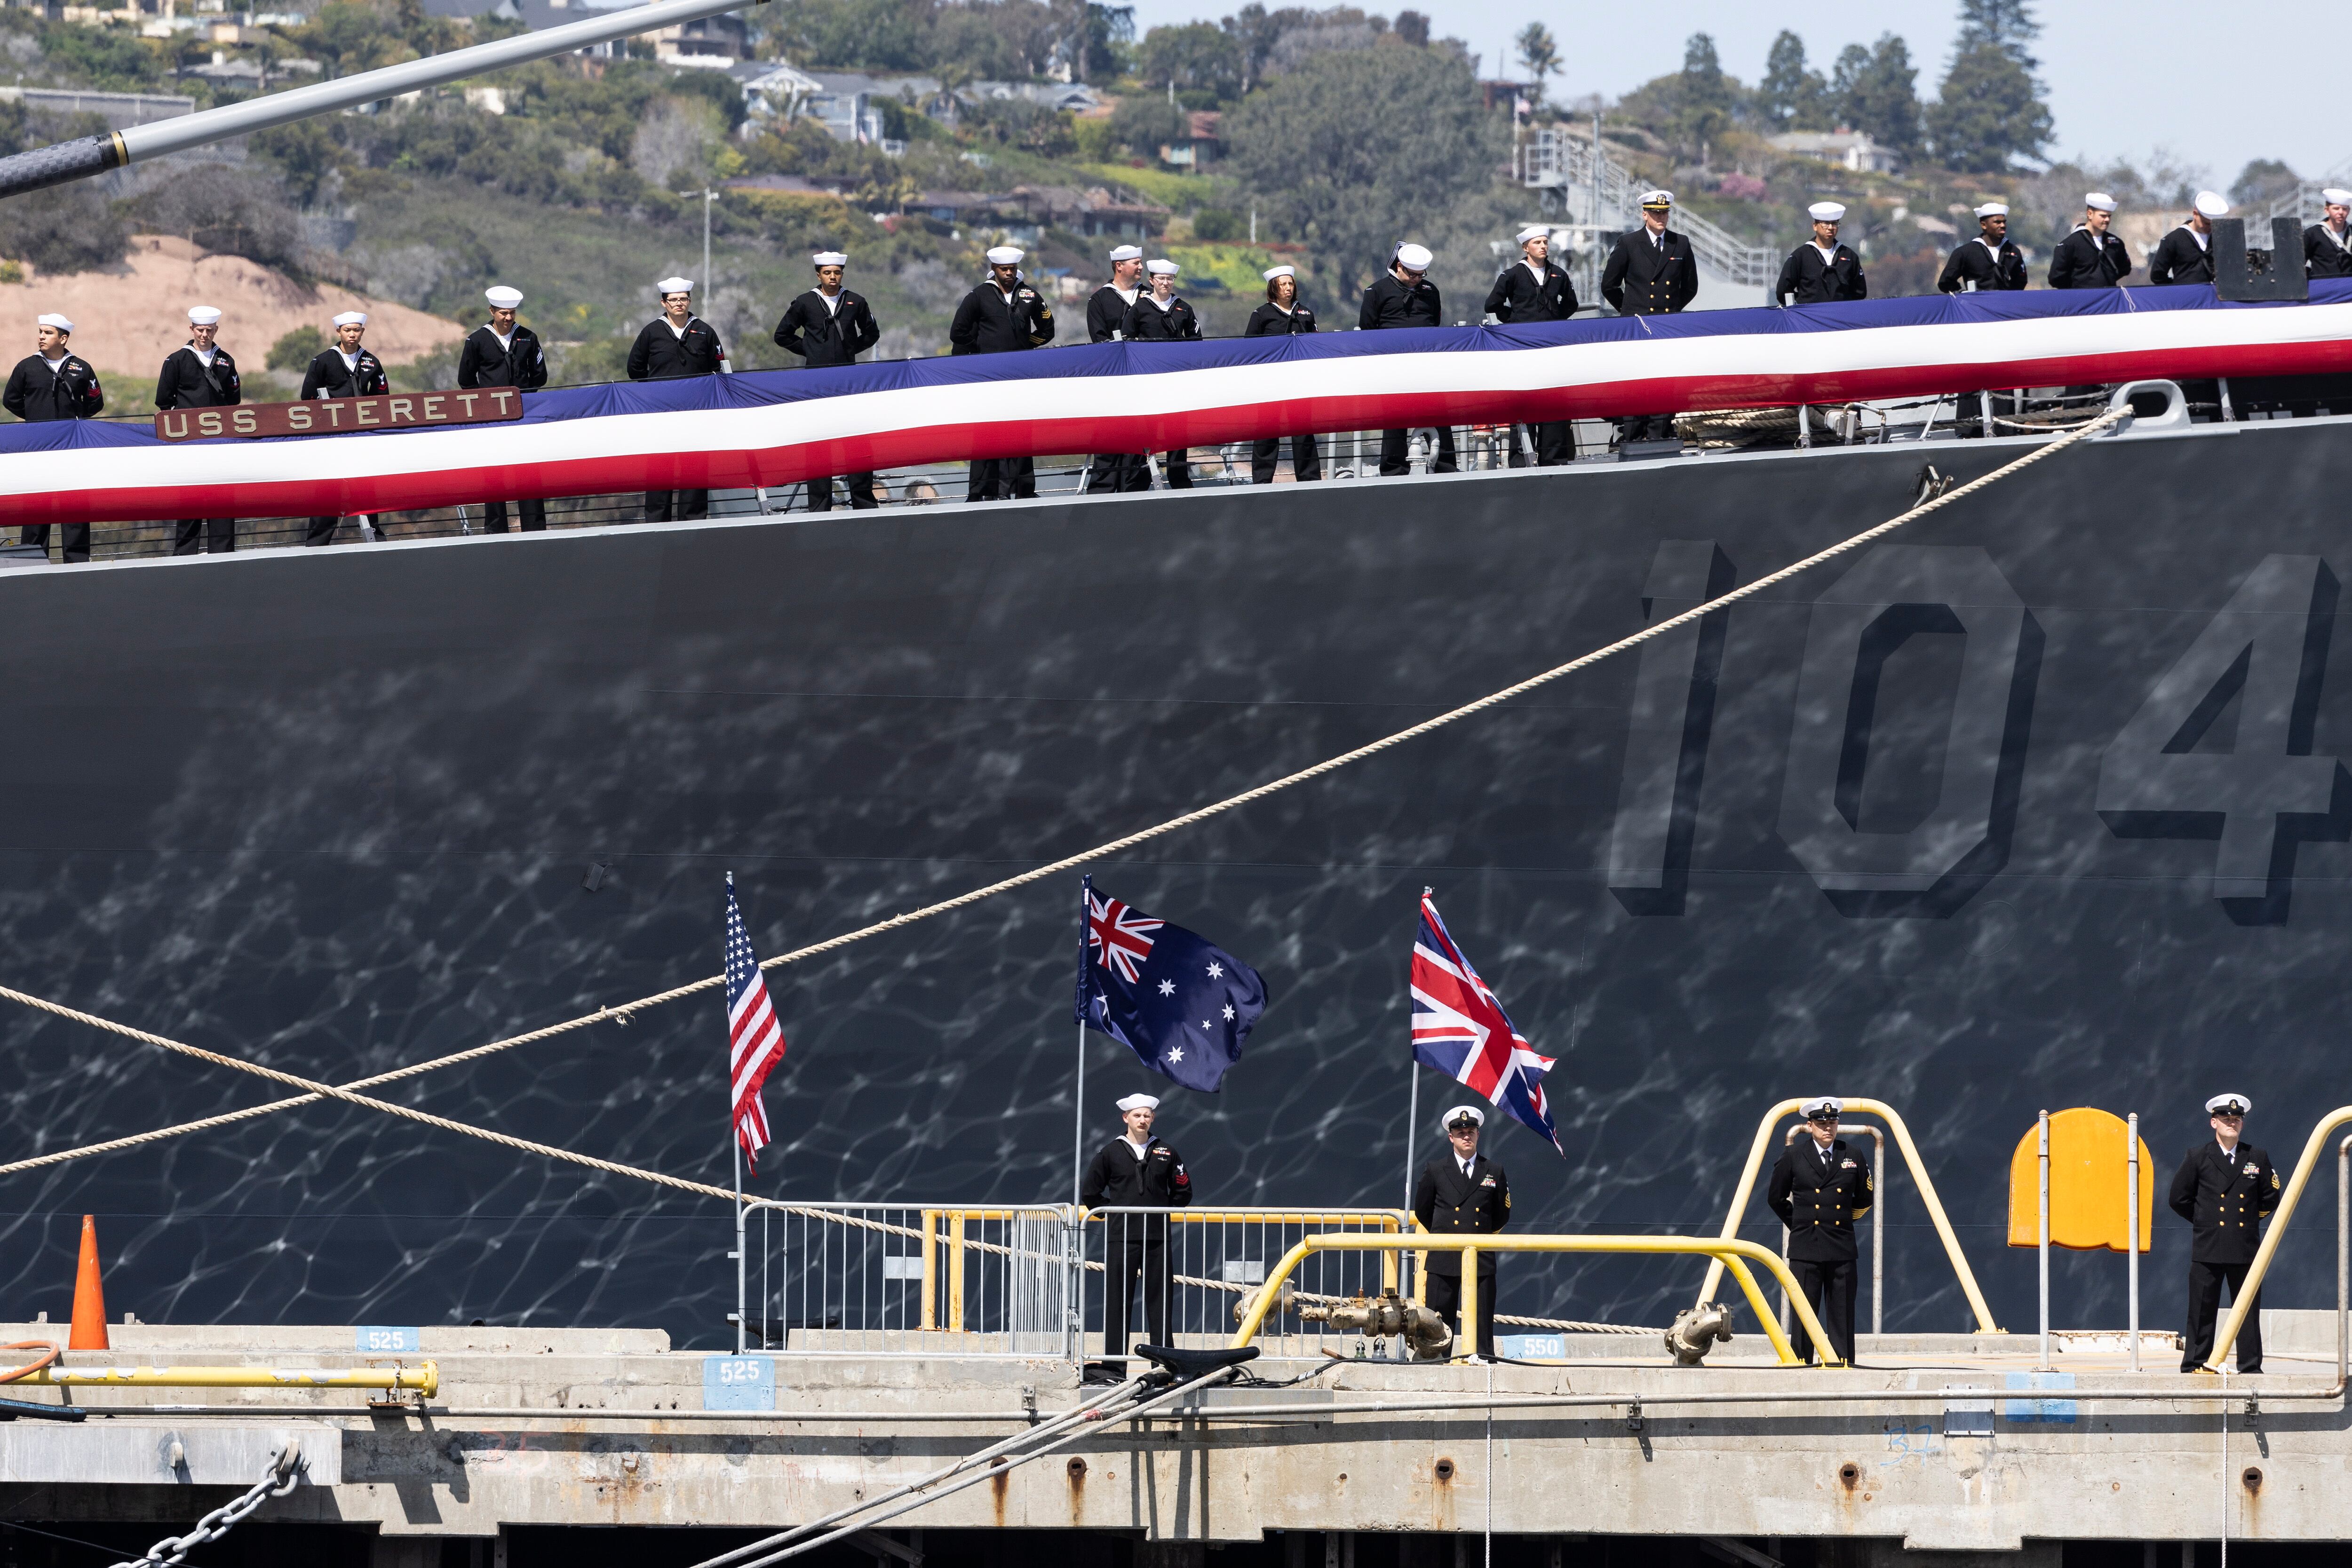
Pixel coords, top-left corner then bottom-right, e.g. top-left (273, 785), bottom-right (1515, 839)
top-left (2, 415), bottom-right (2346, 1343)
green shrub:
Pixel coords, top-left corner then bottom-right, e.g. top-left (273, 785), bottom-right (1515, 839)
top-left (267, 326), bottom-right (326, 372)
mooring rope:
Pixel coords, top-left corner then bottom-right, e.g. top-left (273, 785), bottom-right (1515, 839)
top-left (0, 406), bottom-right (2127, 1187)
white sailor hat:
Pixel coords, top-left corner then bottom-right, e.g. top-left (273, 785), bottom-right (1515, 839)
top-left (1515, 223), bottom-right (1550, 245)
top-left (1799, 1096), bottom-right (1843, 1119)
top-left (185, 305), bottom-right (222, 326)
top-left (2193, 191), bottom-right (2230, 219)
top-left (2206, 1093), bottom-right (2252, 1116)
top-left (1441, 1104), bottom-right (1487, 1131)
top-left (1393, 242), bottom-right (1433, 271)
top-left (331, 310), bottom-right (367, 327)
top-left (1639, 188), bottom-right (1674, 208)
top-left (1115, 1092), bottom-right (1160, 1113)
top-left (1107, 244), bottom-right (1143, 262)
top-left (811, 251), bottom-right (847, 267)
top-left (1262, 263), bottom-right (1295, 281)
top-left (985, 245), bottom-right (1024, 265)
top-left (2327, 188), bottom-right (2352, 207)
top-left (1144, 258), bottom-right (1179, 276)
top-left (1808, 201), bottom-right (1846, 223)
top-left (1974, 202), bottom-right (2009, 219)
top-left (655, 276), bottom-right (694, 294)
top-left (35, 312), bottom-right (70, 332)
top-left (2085, 192), bottom-right (2117, 212)
top-left (483, 286), bottom-right (523, 309)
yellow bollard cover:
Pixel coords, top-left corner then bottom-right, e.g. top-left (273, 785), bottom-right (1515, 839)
top-left (2007, 1107), bottom-right (2154, 1251)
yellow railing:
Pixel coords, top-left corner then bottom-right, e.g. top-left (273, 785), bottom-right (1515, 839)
top-left (1228, 1233), bottom-right (1844, 1367)
top-left (1697, 1096), bottom-right (2001, 1333)
top-left (2208, 1103), bottom-right (2352, 1370)
top-left (26, 1361), bottom-right (438, 1395)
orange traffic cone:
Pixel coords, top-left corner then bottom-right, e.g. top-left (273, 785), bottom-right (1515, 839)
top-left (68, 1214), bottom-right (108, 1351)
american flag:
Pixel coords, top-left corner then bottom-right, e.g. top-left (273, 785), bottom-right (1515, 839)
top-left (1410, 891), bottom-right (1561, 1152)
top-left (725, 876), bottom-right (789, 1170)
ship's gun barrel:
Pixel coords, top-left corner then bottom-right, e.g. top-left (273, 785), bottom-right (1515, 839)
top-left (0, 0), bottom-right (765, 201)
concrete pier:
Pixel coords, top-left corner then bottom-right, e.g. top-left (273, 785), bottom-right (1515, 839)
top-left (0, 1317), bottom-right (2342, 1564)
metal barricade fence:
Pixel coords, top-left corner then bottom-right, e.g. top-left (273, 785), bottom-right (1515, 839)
top-left (737, 1201), bottom-right (1078, 1359)
top-left (1083, 1208), bottom-right (1412, 1360)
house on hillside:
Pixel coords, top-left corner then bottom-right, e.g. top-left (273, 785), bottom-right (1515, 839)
top-left (1767, 129), bottom-right (1900, 175)
top-left (731, 59), bottom-right (822, 124)
top-left (1161, 111), bottom-right (1219, 170)
top-left (998, 185), bottom-right (1169, 242)
top-left (421, 0), bottom-right (747, 66)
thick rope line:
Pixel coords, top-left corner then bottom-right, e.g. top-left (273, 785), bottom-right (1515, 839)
top-left (0, 408), bottom-right (2124, 1188)
top-left (0, 983), bottom-right (737, 1202)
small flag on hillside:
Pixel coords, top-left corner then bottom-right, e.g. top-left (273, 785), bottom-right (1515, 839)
top-left (1410, 892), bottom-right (1561, 1153)
top-left (725, 874), bottom-right (790, 1170)
top-left (1073, 875), bottom-right (1268, 1093)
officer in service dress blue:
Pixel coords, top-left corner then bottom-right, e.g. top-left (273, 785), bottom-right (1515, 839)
top-left (1600, 190), bottom-right (1699, 443)
top-left (1766, 1095), bottom-right (1874, 1364)
top-left (2169, 1092), bottom-right (2281, 1374)
top-left (1412, 1104), bottom-right (1510, 1358)
top-left (1080, 1091), bottom-right (1193, 1364)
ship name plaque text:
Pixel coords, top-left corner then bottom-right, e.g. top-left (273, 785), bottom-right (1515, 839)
top-left (154, 388), bottom-right (526, 441)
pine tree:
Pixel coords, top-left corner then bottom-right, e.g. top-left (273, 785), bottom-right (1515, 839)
top-left (1954, 0), bottom-right (2040, 65)
top-left (1926, 42), bottom-right (2051, 171)
top-left (1929, 0), bottom-right (2053, 172)
top-left (1760, 31), bottom-right (1828, 132)
top-left (1678, 32), bottom-right (1734, 158)
top-left (1833, 33), bottom-right (1920, 158)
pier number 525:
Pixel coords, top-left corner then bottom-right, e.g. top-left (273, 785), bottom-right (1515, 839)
top-left (1605, 542), bottom-right (2346, 923)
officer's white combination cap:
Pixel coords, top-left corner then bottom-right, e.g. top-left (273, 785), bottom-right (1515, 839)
top-left (1394, 242), bottom-right (1433, 270)
top-left (35, 312), bottom-right (70, 332)
top-left (811, 251), bottom-right (847, 267)
top-left (1975, 202), bottom-right (2009, 218)
top-left (1145, 258), bottom-right (1179, 276)
top-left (186, 305), bottom-right (222, 325)
top-left (331, 310), bottom-right (367, 326)
top-left (656, 276), bottom-right (693, 294)
top-left (985, 245), bottom-right (1024, 264)
top-left (1115, 1092), bottom-right (1160, 1112)
top-left (483, 286), bottom-right (523, 309)
top-left (1441, 1104), bottom-right (1486, 1130)
top-left (2085, 192), bottom-right (2118, 212)
top-left (2206, 1093), bottom-right (2252, 1115)
top-left (2193, 191), bottom-right (2230, 219)
top-left (1515, 223), bottom-right (1549, 244)
top-left (2327, 188), bottom-right (2352, 206)
top-left (1808, 201), bottom-right (1846, 222)
top-left (1799, 1095), bottom-right (1843, 1117)
top-left (1639, 188), bottom-right (1673, 207)
top-left (1107, 244), bottom-right (1143, 262)
top-left (1262, 263), bottom-right (1295, 281)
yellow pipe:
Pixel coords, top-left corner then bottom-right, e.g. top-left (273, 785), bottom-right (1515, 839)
top-left (1081, 1210), bottom-right (1409, 1225)
top-left (1696, 1096), bottom-right (1999, 1333)
top-left (919, 1209), bottom-right (938, 1332)
top-left (1229, 1234), bottom-right (1838, 1367)
top-left (28, 1361), bottom-right (438, 1396)
top-left (948, 1211), bottom-right (967, 1333)
top-left (2206, 1104), bottom-right (2352, 1370)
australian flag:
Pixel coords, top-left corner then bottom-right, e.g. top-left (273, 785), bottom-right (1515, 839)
top-left (1073, 875), bottom-right (1269, 1093)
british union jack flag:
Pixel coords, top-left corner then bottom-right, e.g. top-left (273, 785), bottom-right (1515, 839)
top-left (1411, 891), bottom-right (1560, 1152)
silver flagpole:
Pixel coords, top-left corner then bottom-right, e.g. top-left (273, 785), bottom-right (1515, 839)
top-left (730, 871), bottom-right (747, 1356)
top-left (1073, 1020), bottom-right (1087, 1210)
top-left (1404, 886), bottom-right (1431, 1211)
